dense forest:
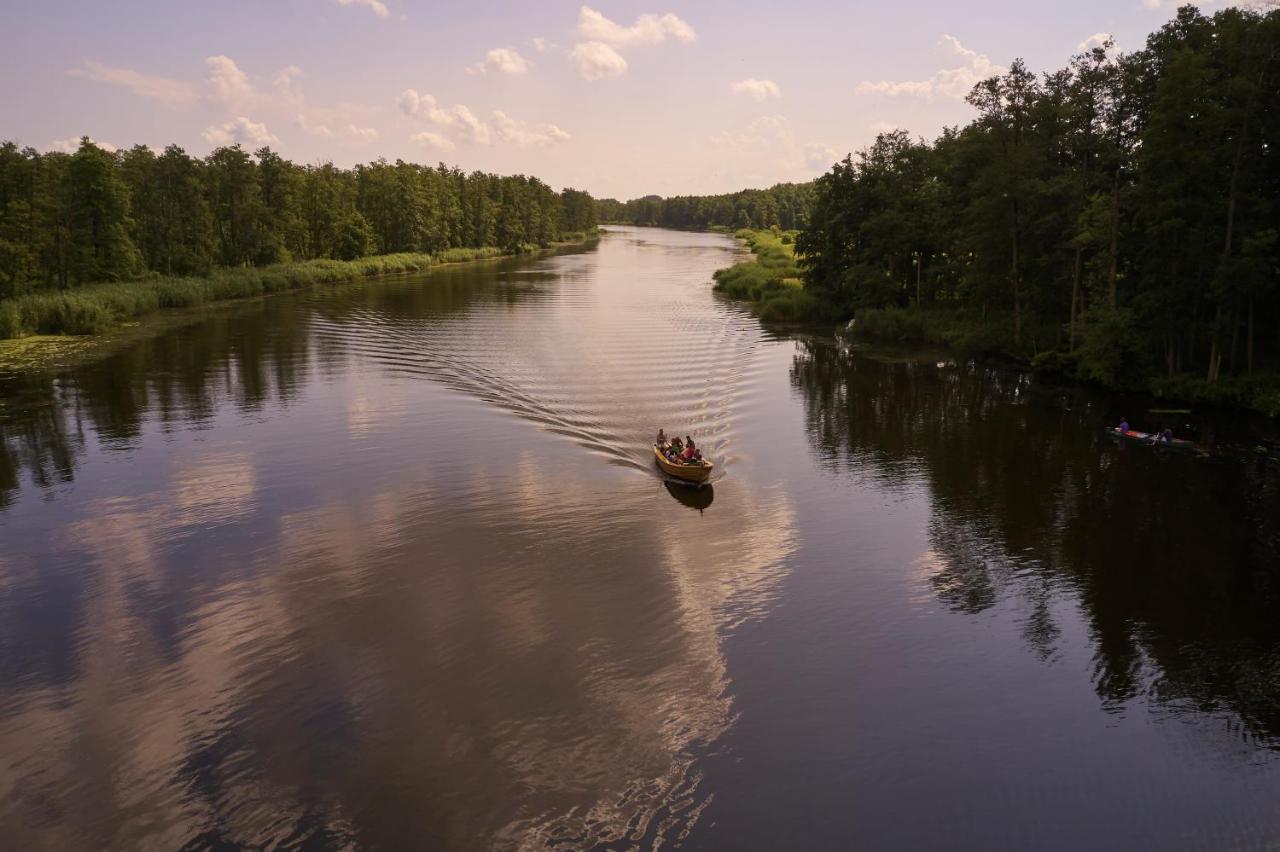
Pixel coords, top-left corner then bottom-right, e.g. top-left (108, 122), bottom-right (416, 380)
top-left (0, 139), bottom-right (598, 298)
top-left (796, 5), bottom-right (1280, 408)
top-left (597, 183), bottom-right (813, 231)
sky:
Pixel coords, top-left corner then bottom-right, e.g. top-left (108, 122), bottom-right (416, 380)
top-left (0, 0), bottom-right (1245, 199)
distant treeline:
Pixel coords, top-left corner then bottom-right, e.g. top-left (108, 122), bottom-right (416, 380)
top-left (597, 183), bottom-right (813, 231)
top-left (799, 5), bottom-right (1280, 406)
top-left (0, 139), bottom-right (598, 298)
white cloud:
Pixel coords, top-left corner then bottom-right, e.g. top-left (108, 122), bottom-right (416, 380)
top-left (399, 89), bottom-right (569, 148)
top-left (492, 111), bottom-right (571, 146)
top-left (855, 35), bottom-right (1001, 100)
top-left (67, 60), bottom-right (199, 107)
top-left (577, 5), bottom-right (695, 47)
top-left (297, 114), bottom-right (334, 137)
top-left (411, 131), bottom-right (456, 152)
top-left (397, 89), bottom-right (491, 144)
top-left (202, 117), bottom-right (278, 147)
top-left (47, 136), bottom-right (117, 154)
top-left (709, 115), bottom-right (835, 184)
top-left (869, 120), bottom-right (902, 135)
top-left (731, 78), bottom-right (781, 101)
top-left (336, 0), bottom-right (389, 17)
top-left (532, 37), bottom-right (549, 52)
top-left (205, 55), bottom-right (254, 107)
top-left (804, 142), bottom-right (835, 171)
top-left (274, 65), bottom-right (305, 104)
top-left (471, 48), bottom-right (531, 76)
top-left (344, 124), bottom-right (379, 141)
top-left (570, 41), bottom-right (627, 80)
top-left (1075, 32), bottom-right (1116, 52)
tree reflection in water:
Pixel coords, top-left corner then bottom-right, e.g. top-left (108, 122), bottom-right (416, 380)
top-left (791, 339), bottom-right (1280, 746)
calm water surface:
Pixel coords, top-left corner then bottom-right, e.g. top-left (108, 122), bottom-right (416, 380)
top-left (1, 227), bottom-right (1279, 850)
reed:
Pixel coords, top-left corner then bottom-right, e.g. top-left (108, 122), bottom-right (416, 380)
top-left (0, 246), bottom-right (532, 339)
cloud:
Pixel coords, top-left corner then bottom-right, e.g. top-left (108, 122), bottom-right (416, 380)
top-left (399, 89), bottom-right (569, 148)
top-left (202, 117), bottom-right (278, 147)
top-left (855, 35), bottom-right (1001, 100)
top-left (492, 111), bottom-right (570, 146)
top-left (731, 78), bottom-right (781, 101)
top-left (47, 136), bottom-right (117, 154)
top-left (397, 89), bottom-right (491, 144)
top-left (803, 142), bottom-right (835, 171)
top-left (1077, 32), bottom-right (1116, 53)
top-left (471, 48), bottom-right (531, 76)
top-left (336, 0), bottom-right (389, 17)
top-left (297, 114), bottom-right (334, 137)
top-left (570, 41), bottom-right (627, 80)
top-left (344, 124), bottom-right (379, 141)
top-left (411, 131), bottom-right (456, 152)
top-left (532, 37), bottom-right (549, 52)
top-left (869, 120), bottom-right (902, 135)
top-left (709, 115), bottom-right (835, 184)
top-left (577, 5), bottom-right (695, 47)
top-left (67, 60), bottom-right (199, 107)
top-left (206, 55), bottom-right (254, 107)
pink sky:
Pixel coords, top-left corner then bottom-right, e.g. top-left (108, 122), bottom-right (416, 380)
top-left (0, 0), bottom-right (1234, 198)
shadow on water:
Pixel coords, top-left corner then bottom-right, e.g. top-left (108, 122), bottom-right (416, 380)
top-left (664, 480), bottom-right (714, 512)
top-left (791, 338), bottom-right (1280, 747)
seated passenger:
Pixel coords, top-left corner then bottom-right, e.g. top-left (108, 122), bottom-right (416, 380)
top-left (682, 440), bottom-right (697, 462)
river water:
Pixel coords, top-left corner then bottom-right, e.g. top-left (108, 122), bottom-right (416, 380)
top-left (1, 227), bottom-right (1279, 850)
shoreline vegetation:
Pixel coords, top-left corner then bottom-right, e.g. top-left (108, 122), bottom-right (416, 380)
top-left (622, 6), bottom-right (1280, 416)
top-left (0, 236), bottom-right (597, 341)
top-left (1, 136), bottom-right (600, 343)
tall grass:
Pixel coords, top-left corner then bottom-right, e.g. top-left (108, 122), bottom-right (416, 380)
top-left (0, 247), bottom-right (520, 339)
top-left (712, 229), bottom-right (834, 322)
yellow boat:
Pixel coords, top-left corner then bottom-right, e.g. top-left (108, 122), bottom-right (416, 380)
top-left (654, 444), bottom-right (713, 484)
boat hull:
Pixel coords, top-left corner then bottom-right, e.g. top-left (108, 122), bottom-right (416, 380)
top-left (654, 444), bottom-right (713, 483)
top-left (1104, 427), bottom-right (1197, 451)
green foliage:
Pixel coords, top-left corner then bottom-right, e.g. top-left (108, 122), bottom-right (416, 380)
top-left (0, 138), bottom-right (599, 339)
top-left (0, 245), bottom-right (574, 340)
top-left (795, 6), bottom-right (1280, 412)
top-left (0, 138), bottom-right (597, 307)
top-left (598, 183), bottom-right (813, 231)
top-left (712, 229), bottom-right (834, 322)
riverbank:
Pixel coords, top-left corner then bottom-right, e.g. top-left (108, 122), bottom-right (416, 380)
top-left (1, 237), bottom-right (603, 340)
top-left (711, 232), bottom-right (1280, 416)
top-left (0, 234), bottom-right (599, 369)
top-left (711, 229), bottom-right (832, 322)
top-left (848, 305), bottom-right (1280, 417)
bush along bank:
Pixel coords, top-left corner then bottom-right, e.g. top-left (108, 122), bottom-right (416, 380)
top-left (712, 229), bottom-right (837, 323)
top-left (0, 239), bottom-right (597, 340)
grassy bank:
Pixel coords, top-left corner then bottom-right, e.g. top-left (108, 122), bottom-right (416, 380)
top-left (0, 237), bottom-right (597, 341)
top-left (712, 229), bottom-right (835, 322)
top-left (850, 305), bottom-right (1280, 417)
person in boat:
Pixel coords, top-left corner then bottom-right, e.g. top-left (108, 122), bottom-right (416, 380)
top-left (1118, 417), bottom-right (1129, 434)
top-left (681, 438), bottom-right (698, 463)
top-left (656, 428), bottom-right (667, 447)
top-left (669, 436), bottom-right (683, 454)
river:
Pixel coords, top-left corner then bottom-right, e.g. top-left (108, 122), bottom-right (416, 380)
top-left (1, 227), bottom-right (1278, 850)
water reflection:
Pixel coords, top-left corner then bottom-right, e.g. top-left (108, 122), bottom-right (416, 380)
top-left (0, 230), bottom-right (796, 849)
top-left (791, 339), bottom-right (1280, 747)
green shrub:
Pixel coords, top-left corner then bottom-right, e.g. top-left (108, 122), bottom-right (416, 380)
top-left (0, 301), bottom-right (22, 339)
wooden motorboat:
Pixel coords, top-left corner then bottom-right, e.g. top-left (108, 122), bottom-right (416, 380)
top-left (654, 443), bottom-right (713, 484)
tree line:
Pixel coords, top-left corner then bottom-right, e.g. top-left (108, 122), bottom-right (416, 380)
top-left (0, 139), bottom-right (599, 298)
top-left (798, 5), bottom-right (1280, 397)
top-left (597, 183), bottom-right (813, 231)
